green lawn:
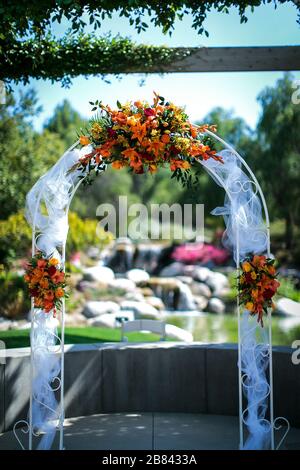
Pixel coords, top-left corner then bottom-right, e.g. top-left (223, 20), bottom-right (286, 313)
top-left (0, 327), bottom-right (167, 349)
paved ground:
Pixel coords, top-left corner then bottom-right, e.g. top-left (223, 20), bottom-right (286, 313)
top-left (1, 413), bottom-right (299, 450)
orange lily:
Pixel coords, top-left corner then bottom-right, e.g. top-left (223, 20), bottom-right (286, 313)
top-left (122, 147), bottom-right (140, 160)
top-left (112, 160), bottom-right (127, 170)
top-left (55, 287), bottom-right (65, 298)
top-left (161, 134), bottom-right (170, 144)
top-left (148, 163), bottom-right (158, 174)
top-left (146, 140), bottom-right (165, 157)
top-left (79, 135), bottom-right (90, 146)
top-left (131, 122), bottom-right (148, 143)
top-left (170, 159), bottom-right (191, 171)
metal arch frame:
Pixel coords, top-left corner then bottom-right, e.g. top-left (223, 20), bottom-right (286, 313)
top-left (202, 129), bottom-right (290, 450)
top-left (204, 130), bottom-right (273, 449)
top-left (14, 133), bottom-right (290, 450)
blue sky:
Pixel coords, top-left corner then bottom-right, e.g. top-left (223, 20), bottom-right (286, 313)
top-left (14, 2), bottom-right (300, 131)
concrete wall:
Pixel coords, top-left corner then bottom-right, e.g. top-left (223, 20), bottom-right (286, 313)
top-left (0, 342), bottom-right (299, 433)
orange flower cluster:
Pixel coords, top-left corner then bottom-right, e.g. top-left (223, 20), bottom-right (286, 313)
top-left (77, 93), bottom-right (222, 179)
top-left (24, 253), bottom-right (68, 314)
top-left (238, 255), bottom-right (280, 326)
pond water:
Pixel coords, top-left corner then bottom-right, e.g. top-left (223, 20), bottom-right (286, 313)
top-left (165, 311), bottom-right (300, 346)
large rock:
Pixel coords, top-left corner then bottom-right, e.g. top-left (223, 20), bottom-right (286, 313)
top-left (77, 279), bottom-right (108, 292)
top-left (126, 269), bottom-right (150, 284)
top-left (124, 291), bottom-right (145, 302)
top-left (147, 277), bottom-right (182, 291)
top-left (176, 276), bottom-right (194, 285)
top-left (0, 319), bottom-right (19, 330)
top-left (276, 298), bottom-right (300, 317)
top-left (165, 324), bottom-right (193, 342)
top-left (206, 272), bottom-right (229, 296)
top-left (191, 282), bottom-right (212, 298)
top-left (83, 301), bottom-right (120, 318)
top-left (207, 297), bottom-right (226, 314)
top-left (0, 319), bottom-right (13, 331)
top-left (193, 295), bottom-right (208, 311)
top-left (190, 266), bottom-right (212, 283)
top-left (145, 296), bottom-right (166, 311)
top-left (64, 312), bottom-right (88, 326)
top-left (17, 321), bottom-right (31, 330)
top-left (88, 310), bottom-right (135, 328)
top-left (68, 273), bottom-right (83, 288)
top-left (139, 287), bottom-right (154, 297)
top-left (159, 262), bottom-right (185, 277)
top-left (120, 301), bottom-right (161, 319)
top-left (108, 278), bottom-right (136, 292)
top-left (83, 266), bottom-right (115, 283)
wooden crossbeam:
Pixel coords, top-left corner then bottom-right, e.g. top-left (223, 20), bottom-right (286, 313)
top-left (132, 46), bottom-right (300, 73)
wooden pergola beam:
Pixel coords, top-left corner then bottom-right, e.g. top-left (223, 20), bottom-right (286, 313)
top-left (135, 46), bottom-right (300, 73)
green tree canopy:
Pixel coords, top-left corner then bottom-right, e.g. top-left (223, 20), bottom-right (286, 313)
top-left (0, 90), bottom-right (40, 219)
top-left (1, 1), bottom-right (297, 38)
top-left (45, 99), bottom-right (86, 147)
top-left (1, 1), bottom-right (298, 87)
top-left (178, 108), bottom-right (254, 216)
top-left (256, 73), bottom-right (300, 249)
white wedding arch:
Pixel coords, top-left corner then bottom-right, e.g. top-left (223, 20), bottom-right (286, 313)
top-left (13, 129), bottom-right (290, 451)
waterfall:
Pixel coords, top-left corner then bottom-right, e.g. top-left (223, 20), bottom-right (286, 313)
top-left (177, 282), bottom-right (197, 311)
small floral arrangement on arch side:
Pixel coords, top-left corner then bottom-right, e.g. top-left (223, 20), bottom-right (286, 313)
top-left (238, 254), bottom-right (280, 326)
top-left (24, 252), bottom-right (68, 315)
top-left (74, 92), bottom-right (222, 185)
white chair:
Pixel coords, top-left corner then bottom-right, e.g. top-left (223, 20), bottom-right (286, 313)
top-left (121, 319), bottom-right (166, 342)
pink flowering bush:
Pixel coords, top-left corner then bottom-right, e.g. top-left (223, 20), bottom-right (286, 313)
top-left (172, 243), bottom-right (229, 265)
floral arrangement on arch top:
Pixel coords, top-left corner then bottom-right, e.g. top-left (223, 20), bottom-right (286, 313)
top-left (75, 92), bottom-right (223, 185)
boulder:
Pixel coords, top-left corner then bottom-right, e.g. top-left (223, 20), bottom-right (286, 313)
top-left (215, 287), bottom-right (231, 298)
top-left (83, 266), bottom-right (115, 283)
top-left (139, 287), bottom-right (154, 297)
top-left (191, 282), bottom-right (212, 298)
top-left (207, 297), bottom-right (226, 314)
top-left (16, 321), bottom-right (31, 330)
top-left (176, 276), bottom-right (194, 285)
top-left (0, 319), bottom-right (18, 331)
top-left (83, 301), bottom-right (120, 318)
top-left (190, 266), bottom-right (212, 283)
top-left (68, 273), bottom-right (83, 288)
top-left (159, 262), bottom-right (185, 277)
top-left (193, 295), bottom-right (209, 311)
top-left (120, 301), bottom-right (161, 319)
top-left (108, 278), bottom-right (136, 292)
top-left (64, 312), bottom-right (88, 326)
top-left (124, 292), bottom-right (145, 302)
top-left (276, 298), bottom-right (300, 317)
top-left (126, 269), bottom-right (150, 284)
top-left (77, 280), bottom-right (108, 292)
top-left (145, 296), bottom-right (166, 311)
top-left (88, 310), bottom-right (135, 328)
top-left (165, 324), bottom-right (193, 342)
top-left (206, 272), bottom-right (229, 296)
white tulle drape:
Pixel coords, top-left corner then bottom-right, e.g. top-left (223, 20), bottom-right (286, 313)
top-left (201, 149), bottom-right (268, 262)
top-left (31, 312), bottom-right (61, 450)
top-left (240, 311), bottom-right (271, 449)
top-left (26, 144), bottom-right (93, 260)
top-left (202, 147), bottom-right (271, 450)
top-left (24, 144), bottom-right (94, 449)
